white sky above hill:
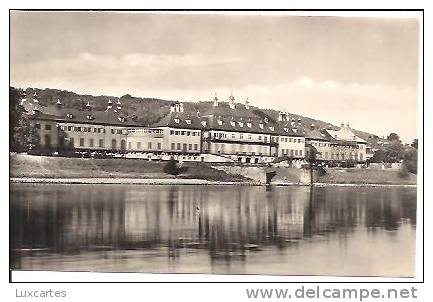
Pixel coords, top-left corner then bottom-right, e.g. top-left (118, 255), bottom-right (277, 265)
top-left (10, 12), bottom-right (420, 142)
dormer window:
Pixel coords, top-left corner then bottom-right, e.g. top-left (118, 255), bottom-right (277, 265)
top-left (66, 113), bottom-right (74, 119)
top-left (174, 118), bottom-right (180, 124)
top-left (264, 117), bottom-right (268, 123)
top-left (86, 115), bottom-right (94, 120)
top-left (186, 119), bottom-right (191, 125)
top-left (259, 123), bottom-right (264, 129)
top-left (246, 122), bottom-right (252, 128)
top-left (201, 121), bottom-right (207, 127)
top-left (269, 126), bottom-right (275, 131)
top-left (292, 128), bottom-right (297, 133)
top-left (238, 121), bottom-right (244, 127)
top-left (118, 116), bottom-right (125, 122)
top-left (217, 120), bottom-right (223, 126)
top-left (230, 121), bottom-right (235, 127)
top-left (284, 127), bottom-right (288, 132)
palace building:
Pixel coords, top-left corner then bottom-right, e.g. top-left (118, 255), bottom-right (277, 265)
top-left (21, 91), bottom-right (367, 164)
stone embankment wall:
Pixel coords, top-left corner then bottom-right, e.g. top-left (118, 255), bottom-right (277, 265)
top-left (211, 165), bottom-right (315, 185)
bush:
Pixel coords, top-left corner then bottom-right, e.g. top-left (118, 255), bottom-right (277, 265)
top-left (163, 158), bottom-right (187, 175)
top-left (398, 163), bottom-right (409, 179)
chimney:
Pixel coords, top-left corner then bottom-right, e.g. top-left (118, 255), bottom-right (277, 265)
top-left (196, 111), bottom-right (201, 118)
top-left (170, 104), bottom-right (175, 113)
top-left (116, 100), bottom-right (122, 110)
top-left (85, 101), bottom-right (91, 110)
top-left (56, 98), bottom-right (62, 106)
top-left (107, 99), bottom-right (113, 110)
top-left (310, 123), bottom-right (315, 130)
top-left (341, 122), bottom-right (345, 128)
top-left (213, 93), bottom-right (219, 107)
top-left (229, 93), bottom-right (235, 109)
top-left (278, 111), bottom-right (284, 122)
top-left (32, 91), bottom-right (39, 103)
top-left (180, 103), bottom-right (184, 113)
top-left (346, 122), bottom-right (350, 128)
top-left (20, 92), bottom-right (27, 106)
top-left (245, 97), bottom-right (250, 110)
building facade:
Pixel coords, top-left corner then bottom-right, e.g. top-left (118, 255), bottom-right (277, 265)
top-left (21, 91), bottom-right (367, 164)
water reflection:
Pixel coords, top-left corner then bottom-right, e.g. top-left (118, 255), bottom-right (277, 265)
top-left (10, 184), bottom-right (416, 276)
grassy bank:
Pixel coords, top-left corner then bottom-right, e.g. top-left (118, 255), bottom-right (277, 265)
top-left (10, 154), bottom-right (249, 182)
top-left (318, 168), bottom-right (417, 185)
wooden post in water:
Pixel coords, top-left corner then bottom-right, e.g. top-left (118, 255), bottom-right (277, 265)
top-left (306, 144), bottom-right (319, 187)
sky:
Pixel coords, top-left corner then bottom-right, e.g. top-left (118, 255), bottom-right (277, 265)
top-left (10, 12), bottom-right (420, 142)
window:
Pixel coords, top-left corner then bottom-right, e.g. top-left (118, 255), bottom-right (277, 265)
top-left (230, 121), bottom-right (235, 127)
top-left (148, 142), bottom-right (152, 149)
top-left (87, 127), bottom-right (91, 132)
top-left (137, 142), bottom-right (141, 149)
top-left (181, 131), bottom-right (185, 135)
top-left (258, 135), bottom-right (262, 140)
top-left (240, 134), bottom-right (244, 139)
top-left (111, 139), bottom-right (117, 149)
top-left (69, 138), bottom-right (74, 147)
top-left (157, 143), bottom-right (161, 149)
top-left (194, 144), bottom-right (198, 151)
top-left (128, 142), bottom-right (132, 149)
top-left (111, 129), bottom-right (115, 134)
top-left (183, 143), bottom-right (187, 151)
top-left (295, 150), bottom-right (298, 156)
top-left (45, 124), bottom-right (52, 130)
top-left (187, 131), bottom-right (190, 136)
top-left (171, 143), bottom-right (175, 150)
top-left (99, 139), bottom-right (104, 148)
top-left (177, 143), bottom-right (181, 150)
top-left (67, 126), bottom-right (72, 131)
top-left (80, 138), bottom-right (85, 147)
top-left (299, 150), bottom-right (303, 156)
top-left (248, 134), bottom-right (252, 140)
top-left (170, 130), bottom-right (174, 135)
top-left (89, 139), bottom-right (94, 147)
top-left (188, 144), bottom-right (192, 150)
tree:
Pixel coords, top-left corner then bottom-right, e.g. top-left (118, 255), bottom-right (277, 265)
top-left (411, 139), bottom-right (418, 150)
top-left (403, 149), bottom-right (417, 174)
top-left (387, 133), bottom-right (400, 142)
top-left (10, 87), bottom-right (40, 152)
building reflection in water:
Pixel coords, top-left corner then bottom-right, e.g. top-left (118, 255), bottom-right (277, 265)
top-left (10, 184), bottom-right (416, 273)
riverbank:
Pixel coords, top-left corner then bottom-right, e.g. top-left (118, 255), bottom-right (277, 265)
top-left (10, 154), bottom-right (417, 186)
top-left (10, 154), bottom-right (248, 182)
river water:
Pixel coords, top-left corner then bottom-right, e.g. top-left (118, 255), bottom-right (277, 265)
top-left (10, 184), bottom-right (417, 277)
